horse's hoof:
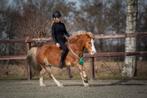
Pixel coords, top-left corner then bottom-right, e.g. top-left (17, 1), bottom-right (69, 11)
top-left (58, 83), bottom-right (64, 87)
top-left (84, 83), bottom-right (89, 87)
top-left (40, 84), bottom-right (46, 87)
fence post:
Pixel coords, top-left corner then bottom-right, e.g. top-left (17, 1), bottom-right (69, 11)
top-left (66, 66), bottom-right (73, 79)
top-left (26, 42), bottom-right (32, 80)
top-left (90, 57), bottom-right (95, 80)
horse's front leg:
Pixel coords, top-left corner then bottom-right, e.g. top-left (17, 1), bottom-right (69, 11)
top-left (77, 64), bottom-right (89, 87)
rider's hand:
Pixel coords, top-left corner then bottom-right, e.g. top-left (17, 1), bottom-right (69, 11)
top-left (56, 43), bottom-right (60, 47)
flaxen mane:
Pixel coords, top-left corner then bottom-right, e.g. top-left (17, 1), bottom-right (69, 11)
top-left (69, 31), bottom-right (93, 43)
top-left (71, 31), bottom-right (93, 37)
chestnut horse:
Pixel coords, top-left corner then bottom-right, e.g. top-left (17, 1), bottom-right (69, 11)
top-left (27, 31), bottom-right (96, 87)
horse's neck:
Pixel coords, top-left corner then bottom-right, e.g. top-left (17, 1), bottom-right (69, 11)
top-left (69, 41), bottom-right (84, 57)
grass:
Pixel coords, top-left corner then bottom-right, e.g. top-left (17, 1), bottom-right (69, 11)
top-left (0, 75), bottom-right (27, 80)
top-left (0, 61), bottom-right (147, 80)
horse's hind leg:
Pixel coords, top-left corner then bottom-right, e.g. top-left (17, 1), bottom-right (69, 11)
top-left (43, 58), bottom-right (63, 87)
top-left (46, 67), bottom-right (64, 87)
top-left (39, 68), bottom-right (46, 86)
top-left (77, 64), bottom-right (89, 87)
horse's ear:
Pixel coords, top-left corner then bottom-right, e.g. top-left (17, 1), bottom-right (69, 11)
top-left (86, 32), bottom-right (94, 39)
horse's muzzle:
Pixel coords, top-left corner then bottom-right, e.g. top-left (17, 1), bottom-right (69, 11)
top-left (90, 50), bottom-right (96, 55)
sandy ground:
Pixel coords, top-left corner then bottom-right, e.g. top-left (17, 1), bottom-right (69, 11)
top-left (0, 80), bottom-right (147, 98)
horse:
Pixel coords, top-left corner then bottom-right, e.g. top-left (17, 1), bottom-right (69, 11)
top-left (27, 31), bottom-right (96, 87)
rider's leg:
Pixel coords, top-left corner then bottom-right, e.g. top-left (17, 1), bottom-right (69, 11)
top-left (59, 43), bottom-right (69, 68)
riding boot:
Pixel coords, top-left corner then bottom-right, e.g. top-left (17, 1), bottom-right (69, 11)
top-left (59, 51), bottom-right (66, 69)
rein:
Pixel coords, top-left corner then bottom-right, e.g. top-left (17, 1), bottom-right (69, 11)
top-left (67, 44), bottom-right (80, 59)
top-left (65, 35), bottom-right (81, 59)
top-left (67, 44), bottom-right (84, 65)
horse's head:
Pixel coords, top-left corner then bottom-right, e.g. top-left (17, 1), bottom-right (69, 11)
top-left (69, 31), bottom-right (96, 55)
top-left (82, 32), bottom-right (96, 55)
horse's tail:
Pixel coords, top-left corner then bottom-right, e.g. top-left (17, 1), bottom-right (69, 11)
top-left (27, 47), bottom-right (40, 71)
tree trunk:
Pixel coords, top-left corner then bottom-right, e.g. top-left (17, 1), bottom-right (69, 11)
top-left (122, 0), bottom-right (138, 77)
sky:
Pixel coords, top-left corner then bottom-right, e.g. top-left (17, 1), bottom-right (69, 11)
top-left (66, 0), bottom-right (81, 9)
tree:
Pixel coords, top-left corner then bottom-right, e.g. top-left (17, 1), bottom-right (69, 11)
top-left (107, 0), bottom-right (126, 33)
top-left (122, 0), bottom-right (138, 77)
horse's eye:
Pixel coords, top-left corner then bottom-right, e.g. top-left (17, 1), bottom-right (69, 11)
top-left (88, 42), bottom-right (91, 44)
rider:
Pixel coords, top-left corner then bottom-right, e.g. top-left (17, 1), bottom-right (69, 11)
top-left (51, 10), bottom-right (70, 69)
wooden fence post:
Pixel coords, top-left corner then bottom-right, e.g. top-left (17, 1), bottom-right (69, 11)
top-left (66, 66), bottom-right (73, 79)
top-left (90, 57), bottom-right (95, 80)
top-left (26, 42), bottom-right (32, 80)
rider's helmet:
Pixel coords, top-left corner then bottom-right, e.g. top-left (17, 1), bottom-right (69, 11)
top-left (52, 11), bottom-right (62, 18)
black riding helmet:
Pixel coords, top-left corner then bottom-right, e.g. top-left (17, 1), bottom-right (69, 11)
top-left (52, 11), bottom-right (62, 18)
